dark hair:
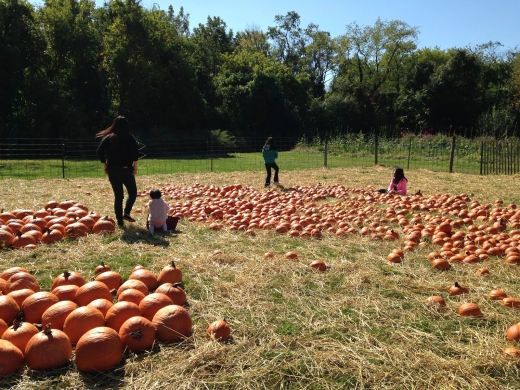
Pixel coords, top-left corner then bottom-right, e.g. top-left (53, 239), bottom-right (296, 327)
top-left (263, 137), bottom-right (277, 150)
top-left (393, 167), bottom-right (407, 184)
top-left (96, 116), bottom-right (129, 138)
top-left (150, 189), bottom-right (162, 199)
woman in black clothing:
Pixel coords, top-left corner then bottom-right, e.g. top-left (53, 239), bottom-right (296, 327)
top-left (96, 116), bottom-right (139, 227)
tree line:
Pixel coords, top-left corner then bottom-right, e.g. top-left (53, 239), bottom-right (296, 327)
top-left (1, 0), bottom-right (519, 144)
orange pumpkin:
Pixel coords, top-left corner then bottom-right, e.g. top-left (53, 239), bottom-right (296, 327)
top-left (74, 281), bottom-right (113, 306)
top-left (157, 261), bottom-right (183, 285)
top-left (206, 318), bottom-right (231, 341)
top-left (6, 288), bottom-right (34, 308)
top-left (458, 302), bottom-right (482, 317)
top-left (86, 298), bottom-right (113, 317)
top-left (119, 316), bottom-right (156, 352)
top-left (105, 302), bottom-right (142, 332)
top-left (5, 272), bottom-right (40, 293)
top-left (0, 318), bottom-right (7, 337)
top-left (24, 324), bottom-right (72, 371)
top-left (449, 282), bottom-right (468, 296)
top-left (75, 327), bottom-right (123, 373)
top-left (154, 283), bottom-right (187, 306)
top-left (92, 216), bottom-right (116, 234)
top-left (51, 271), bottom-right (86, 290)
top-left (117, 279), bottom-right (149, 298)
top-left (21, 291), bottom-right (59, 324)
top-left (1, 318), bottom-right (39, 353)
top-left (0, 295), bottom-right (20, 325)
top-left (152, 305), bottom-right (192, 342)
top-left (95, 271), bottom-right (123, 292)
top-left (41, 300), bottom-right (78, 330)
top-left (52, 284), bottom-right (80, 302)
top-left (0, 339), bottom-right (24, 376)
top-left (489, 289), bottom-right (508, 300)
top-left (117, 289), bottom-right (146, 306)
top-left (0, 267), bottom-right (28, 281)
top-left (309, 260), bottom-right (327, 271)
top-left (94, 261), bottom-right (111, 275)
top-left (506, 324), bottom-right (520, 342)
top-left (128, 269), bottom-right (158, 292)
top-left (40, 228), bottom-right (64, 244)
top-left (424, 296), bottom-right (447, 307)
top-left (139, 293), bottom-right (174, 321)
top-left (63, 306), bottom-right (106, 344)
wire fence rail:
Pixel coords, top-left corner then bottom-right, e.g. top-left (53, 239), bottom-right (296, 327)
top-left (0, 136), bottom-right (519, 180)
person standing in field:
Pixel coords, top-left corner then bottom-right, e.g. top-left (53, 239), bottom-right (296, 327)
top-left (262, 137), bottom-right (280, 187)
top-left (96, 116), bottom-right (139, 227)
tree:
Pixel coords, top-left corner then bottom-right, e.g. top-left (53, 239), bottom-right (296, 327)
top-left (332, 18), bottom-right (419, 129)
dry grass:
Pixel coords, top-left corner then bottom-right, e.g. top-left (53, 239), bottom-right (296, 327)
top-left (2, 166), bottom-right (520, 389)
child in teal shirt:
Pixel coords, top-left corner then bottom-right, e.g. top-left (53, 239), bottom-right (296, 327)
top-left (262, 137), bottom-right (280, 187)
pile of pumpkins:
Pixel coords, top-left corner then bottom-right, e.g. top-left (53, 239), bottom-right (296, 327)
top-left (0, 262), bottom-right (231, 376)
top-left (0, 200), bottom-right (116, 250)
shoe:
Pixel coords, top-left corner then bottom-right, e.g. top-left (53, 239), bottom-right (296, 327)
top-left (123, 214), bottom-right (136, 223)
top-left (264, 183), bottom-right (270, 188)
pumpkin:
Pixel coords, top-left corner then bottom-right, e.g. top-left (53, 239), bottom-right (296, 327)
top-left (94, 261), bottom-right (111, 275)
top-left (0, 267), bottom-right (28, 281)
top-left (506, 324), bottom-right (520, 342)
top-left (157, 261), bottom-right (183, 285)
top-left (52, 284), bottom-right (80, 302)
top-left (263, 252), bottom-right (275, 259)
top-left (92, 216), bottom-right (116, 234)
top-left (117, 289), bottom-right (146, 306)
top-left (458, 303), bottom-right (482, 317)
top-left (0, 339), bottom-right (24, 376)
top-left (7, 288), bottom-right (34, 308)
top-left (118, 316), bottom-right (156, 352)
top-left (95, 271), bottom-right (123, 291)
top-left (40, 227), bottom-right (64, 244)
top-left (154, 283), bottom-right (187, 306)
top-left (424, 296), bottom-right (446, 307)
top-left (41, 301), bottom-right (78, 330)
top-left (1, 318), bottom-right (39, 353)
top-left (501, 297), bottom-right (520, 308)
top-left (0, 318), bottom-right (7, 337)
top-left (0, 229), bottom-right (14, 248)
top-left (21, 291), bottom-right (59, 324)
top-left (128, 269), bottom-right (158, 292)
top-left (86, 298), bottom-right (113, 317)
top-left (5, 272), bottom-right (40, 293)
top-left (117, 279), bottom-right (149, 298)
top-left (503, 347), bottom-right (520, 358)
top-left (63, 306), bottom-right (106, 344)
top-left (51, 271), bottom-right (86, 290)
top-left (24, 324), bottom-right (72, 371)
top-left (65, 222), bottom-right (89, 237)
top-left (206, 318), bottom-right (231, 341)
top-left (75, 327), bottom-right (123, 373)
top-left (309, 260), bottom-right (327, 271)
top-left (11, 231), bottom-right (37, 249)
top-left (152, 305), bottom-right (192, 342)
top-left (0, 295), bottom-right (20, 325)
top-left (139, 293), bottom-right (174, 321)
top-left (74, 281), bottom-right (113, 306)
top-left (105, 302), bottom-right (142, 332)
top-left (489, 289), bottom-right (508, 300)
top-left (432, 258), bottom-right (451, 270)
top-left (449, 282), bottom-right (468, 296)
top-left (284, 251), bottom-right (298, 260)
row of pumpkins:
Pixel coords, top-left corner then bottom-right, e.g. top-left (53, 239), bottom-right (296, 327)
top-left (0, 200), bottom-right (116, 250)
top-left (0, 261), bottom-right (231, 376)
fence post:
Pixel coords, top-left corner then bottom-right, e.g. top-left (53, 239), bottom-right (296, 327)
top-left (210, 136), bottom-right (213, 173)
top-left (324, 132), bottom-right (328, 168)
top-left (407, 138), bottom-right (412, 170)
top-left (449, 135), bottom-right (455, 173)
top-left (374, 128), bottom-right (378, 165)
top-left (480, 141), bottom-right (484, 175)
top-left (61, 139), bottom-right (66, 179)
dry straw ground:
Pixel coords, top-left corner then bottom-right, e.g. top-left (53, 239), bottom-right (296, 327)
top-left (1, 166), bottom-right (520, 389)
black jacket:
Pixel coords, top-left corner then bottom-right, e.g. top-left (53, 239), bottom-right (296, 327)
top-left (96, 134), bottom-right (139, 168)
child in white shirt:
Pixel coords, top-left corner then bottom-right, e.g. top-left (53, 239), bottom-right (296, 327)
top-left (147, 189), bottom-right (170, 233)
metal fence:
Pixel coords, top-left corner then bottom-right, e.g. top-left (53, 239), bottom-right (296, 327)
top-left (0, 136), bottom-right (519, 180)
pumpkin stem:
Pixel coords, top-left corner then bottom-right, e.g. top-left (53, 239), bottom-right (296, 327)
top-left (172, 282), bottom-right (184, 289)
top-left (64, 270), bottom-right (71, 278)
top-left (454, 281), bottom-right (460, 287)
top-left (43, 323), bottom-right (52, 334)
top-left (171, 261), bottom-right (176, 269)
top-left (130, 329), bottom-right (143, 340)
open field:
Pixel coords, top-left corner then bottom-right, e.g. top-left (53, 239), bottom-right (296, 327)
top-left (1, 166), bottom-right (520, 389)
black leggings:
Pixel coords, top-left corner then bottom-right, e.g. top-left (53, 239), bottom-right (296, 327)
top-left (108, 167), bottom-right (137, 223)
top-left (265, 163), bottom-right (279, 185)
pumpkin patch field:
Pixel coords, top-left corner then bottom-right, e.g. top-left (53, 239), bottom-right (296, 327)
top-left (2, 166), bottom-right (520, 389)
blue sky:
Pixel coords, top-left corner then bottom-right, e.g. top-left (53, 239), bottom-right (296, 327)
top-left (101, 0), bottom-right (519, 51)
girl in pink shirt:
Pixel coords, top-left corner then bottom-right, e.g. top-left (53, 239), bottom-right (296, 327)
top-left (387, 167), bottom-right (408, 195)
top-left (147, 189), bottom-right (170, 233)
